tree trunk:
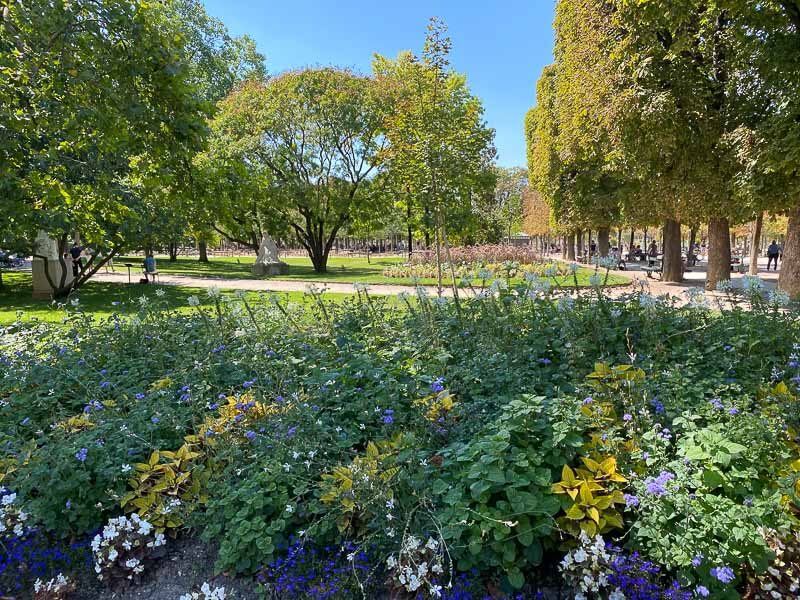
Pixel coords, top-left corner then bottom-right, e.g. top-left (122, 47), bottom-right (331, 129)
top-left (779, 205), bottom-right (800, 298)
top-left (576, 230), bottom-right (584, 257)
top-left (561, 236), bottom-right (568, 259)
top-left (706, 217), bottom-right (732, 291)
top-left (748, 212), bottom-right (763, 275)
top-left (598, 227), bottom-right (610, 257)
top-left (198, 240), bottom-right (209, 263)
top-left (567, 232), bottom-right (576, 260)
top-left (662, 219), bottom-right (683, 282)
top-left (169, 243), bottom-right (178, 262)
top-left (687, 225), bottom-right (698, 266)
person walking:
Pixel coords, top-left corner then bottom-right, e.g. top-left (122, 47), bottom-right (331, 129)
top-left (69, 242), bottom-right (82, 277)
top-left (767, 240), bottom-right (781, 271)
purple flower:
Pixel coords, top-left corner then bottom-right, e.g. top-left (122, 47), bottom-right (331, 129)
top-left (245, 430), bottom-right (256, 440)
top-left (642, 451), bottom-right (650, 460)
top-left (180, 393), bottom-right (190, 402)
top-left (692, 554), bottom-right (703, 567)
top-left (788, 360), bottom-right (799, 369)
top-left (710, 566), bottom-right (735, 584)
top-left (100, 381), bottom-right (112, 389)
top-left (180, 385), bottom-right (190, 393)
top-left (538, 357), bottom-right (552, 365)
top-left (100, 369), bottom-right (107, 375)
top-left (430, 377), bottom-right (445, 393)
top-left (623, 413), bottom-right (633, 422)
top-left (382, 414), bottom-right (394, 425)
top-left (212, 344), bottom-right (225, 353)
top-left (651, 398), bottom-right (665, 414)
top-left (696, 585), bottom-right (709, 597)
top-left (286, 426), bottom-right (297, 438)
top-left (75, 448), bottom-right (88, 462)
top-left (135, 392), bottom-right (145, 400)
top-left (21, 417), bottom-right (30, 426)
top-left (582, 396), bottom-right (594, 405)
top-left (623, 493), bottom-right (639, 507)
top-left (209, 403), bottom-right (219, 410)
top-left (710, 398), bottom-right (724, 410)
top-left (151, 416), bottom-right (159, 424)
top-left (728, 407), bottom-right (739, 415)
top-left (242, 380), bottom-right (255, 389)
top-left (644, 471), bottom-right (675, 497)
top-left (65, 500), bottom-right (71, 509)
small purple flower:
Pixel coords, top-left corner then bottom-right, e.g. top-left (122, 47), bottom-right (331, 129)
top-left (696, 585), bottom-right (709, 597)
top-left (135, 392), bottom-right (145, 400)
top-left (21, 417), bottom-right (30, 426)
top-left (180, 385), bottom-right (190, 393)
top-left (691, 554), bottom-right (704, 567)
top-left (212, 344), bottom-right (225, 353)
top-left (642, 451), bottom-right (650, 460)
top-left (723, 344), bottom-right (733, 351)
top-left (728, 407), bottom-right (739, 415)
top-left (623, 493), bottom-right (639, 507)
top-left (623, 413), bottom-right (633, 422)
top-left (245, 430), bottom-right (256, 440)
top-left (100, 369), bottom-right (107, 375)
top-left (538, 357), bottom-right (552, 365)
top-left (382, 414), bottom-right (394, 425)
top-left (209, 403), bottom-right (219, 410)
top-left (430, 377), bottom-right (445, 393)
top-left (151, 416), bottom-right (159, 424)
top-left (100, 381), bottom-right (112, 389)
top-left (582, 396), bottom-right (594, 405)
top-left (242, 380), bottom-right (255, 389)
top-left (75, 448), bottom-right (88, 462)
top-left (710, 398), bottom-right (724, 410)
top-left (710, 566), bottom-right (735, 584)
top-left (218, 393), bottom-right (227, 400)
top-left (65, 500), bottom-right (71, 509)
top-left (651, 398), bottom-right (665, 414)
top-left (286, 426), bottom-right (297, 438)
top-left (645, 471), bottom-right (675, 497)
top-left (788, 360), bottom-right (799, 369)
top-left (179, 393), bottom-right (190, 402)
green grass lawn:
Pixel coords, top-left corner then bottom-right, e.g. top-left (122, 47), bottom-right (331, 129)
top-left (0, 271), bottom-right (354, 325)
top-left (118, 254), bottom-right (630, 287)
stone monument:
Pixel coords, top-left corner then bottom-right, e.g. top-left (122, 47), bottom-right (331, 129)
top-left (251, 234), bottom-right (289, 276)
top-left (32, 231), bottom-right (74, 299)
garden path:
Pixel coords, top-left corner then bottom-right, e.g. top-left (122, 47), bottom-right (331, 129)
top-left (91, 257), bottom-right (780, 305)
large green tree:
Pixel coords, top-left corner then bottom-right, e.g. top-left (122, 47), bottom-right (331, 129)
top-left (374, 18), bottom-right (496, 292)
top-left (209, 69), bottom-right (387, 272)
top-left (0, 0), bottom-right (209, 295)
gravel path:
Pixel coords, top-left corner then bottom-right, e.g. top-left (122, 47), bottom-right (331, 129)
top-left (91, 258), bottom-right (781, 305)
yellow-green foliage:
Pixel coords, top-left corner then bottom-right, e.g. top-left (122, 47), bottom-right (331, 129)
top-left (120, 442), bottom-right (207, 532)
top-left (54, 414), bottom-right (95, 434)
top-left (552, 456), bottom-right (627, 538)
top-left (586, 361), bottom-right (645, 393)
top-left (413, 390), bottom-right (455, 422)
top-left (198, 392), bottom-right (280, 442)
top-left (320, 437), bottom-right (401, 532)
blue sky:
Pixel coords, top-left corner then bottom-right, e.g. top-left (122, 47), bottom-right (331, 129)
top-left (201, 0), bottom-right (556, 168)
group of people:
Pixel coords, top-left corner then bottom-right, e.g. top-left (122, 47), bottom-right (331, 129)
top-left (66, 243), bottom-right (158, 282)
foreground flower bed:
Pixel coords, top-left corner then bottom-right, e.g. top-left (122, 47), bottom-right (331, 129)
top-left (1, 282), bottom-right (799, 599)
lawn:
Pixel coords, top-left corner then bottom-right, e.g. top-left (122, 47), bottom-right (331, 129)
top-left (117, 254), bottom-right (631, 287)
top-left (0, 271), bottom-right (354, 325)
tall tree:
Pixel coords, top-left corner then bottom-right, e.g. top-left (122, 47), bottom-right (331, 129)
top-left (374, 21), bottom-right (496, 283)
top-left (210, 69), bottom-right (387, 272)
top-left (0, 0), bottom-right (208, 296)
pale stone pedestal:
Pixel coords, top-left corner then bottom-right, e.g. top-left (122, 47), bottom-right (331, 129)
top-left (32, 258), bottom-right (74, 299)
top-left (251, 261), bottom-right (289, 276)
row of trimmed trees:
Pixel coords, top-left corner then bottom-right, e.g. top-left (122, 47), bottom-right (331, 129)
top-left (526, 0), bottom-right (800, 294)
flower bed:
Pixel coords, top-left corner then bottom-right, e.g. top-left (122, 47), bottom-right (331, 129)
top-left (1, 281), bottom-right (798, 599)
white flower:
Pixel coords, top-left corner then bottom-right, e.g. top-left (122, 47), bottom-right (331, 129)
top-left (155, 288), bottom-right (166, 297)
top-left (138, 295), bottom-right (148, 307)
top-left (187, 295), bottom-right (200, 306)
top-left (609, 591), bottom-right (625, 600)
top-left (121, 464), bottom-right (132, 473)
top-left (206, 286), bottom-right (221, 299)
top-left (425, 537), bottom-right (438, 550)
top-left (1, 493), bottom-right (16, 506)
top-left (70, 298), bottom-right (80, 306)
top-left (386, 555), bottom-right (397, 569)
top-left (430, 584), bottom-right (443, 597)
top-left (285, 504), bottom-right (294, 514)
top-left (573, 548), bottom-right (587, 563)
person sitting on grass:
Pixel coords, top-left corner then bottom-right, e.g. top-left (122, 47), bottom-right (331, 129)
top-left (142, 252), bottom-right (156, 283)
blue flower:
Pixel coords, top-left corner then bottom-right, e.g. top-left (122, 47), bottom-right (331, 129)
top-left (21, 417), bottom-right (30, 426)
top-left (134, 392), bottom-right (145, 400)
top-left (430, 377), bottom-right (445, 393)
top-left (623, 493), bottom-right (639, 507)
top-left (710, 566), bottom-right (735, 584)
top-left (582, 396), bottom-right (594, 405)
top-left (645, 471), bottom-right (675, 497)
top-left (691, 554), bottom-right (703, 567)
top-left (623, 413), bottom-right (633, 422)
top-left (245, 430), bottom-right (256, 440)
top-left (243, 380), bottom-right (256, 388)
top-left (151, 416), bottom-right (159, 424)
top-left (75, 448), bottom-right (88, 462)
top-left (99, 381), bottom-right (112, 389)
top-left (537, 357), bottom-right (552, 365)
top-left (728, 407), bottom-right (739, 415)
top-left (696, 585), bottom-right (709, 597)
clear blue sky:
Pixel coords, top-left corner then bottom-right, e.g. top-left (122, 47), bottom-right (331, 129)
top-left (201, 0), bottom-right (556, 168)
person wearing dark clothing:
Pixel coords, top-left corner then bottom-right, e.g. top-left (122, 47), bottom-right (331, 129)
top-left (69, 243), bottom-right (82, 277)
top-left (767, 240), bottom-right (781, 271)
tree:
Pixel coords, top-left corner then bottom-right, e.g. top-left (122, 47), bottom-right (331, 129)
top-left (476, 167), bottom-right (527, 243)
top-left (374, 18), bottom-right (496, 294)
top-left (210, 69), bottom-right (387, 273)
top-left (0, 0), bottom-right (209, 296)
